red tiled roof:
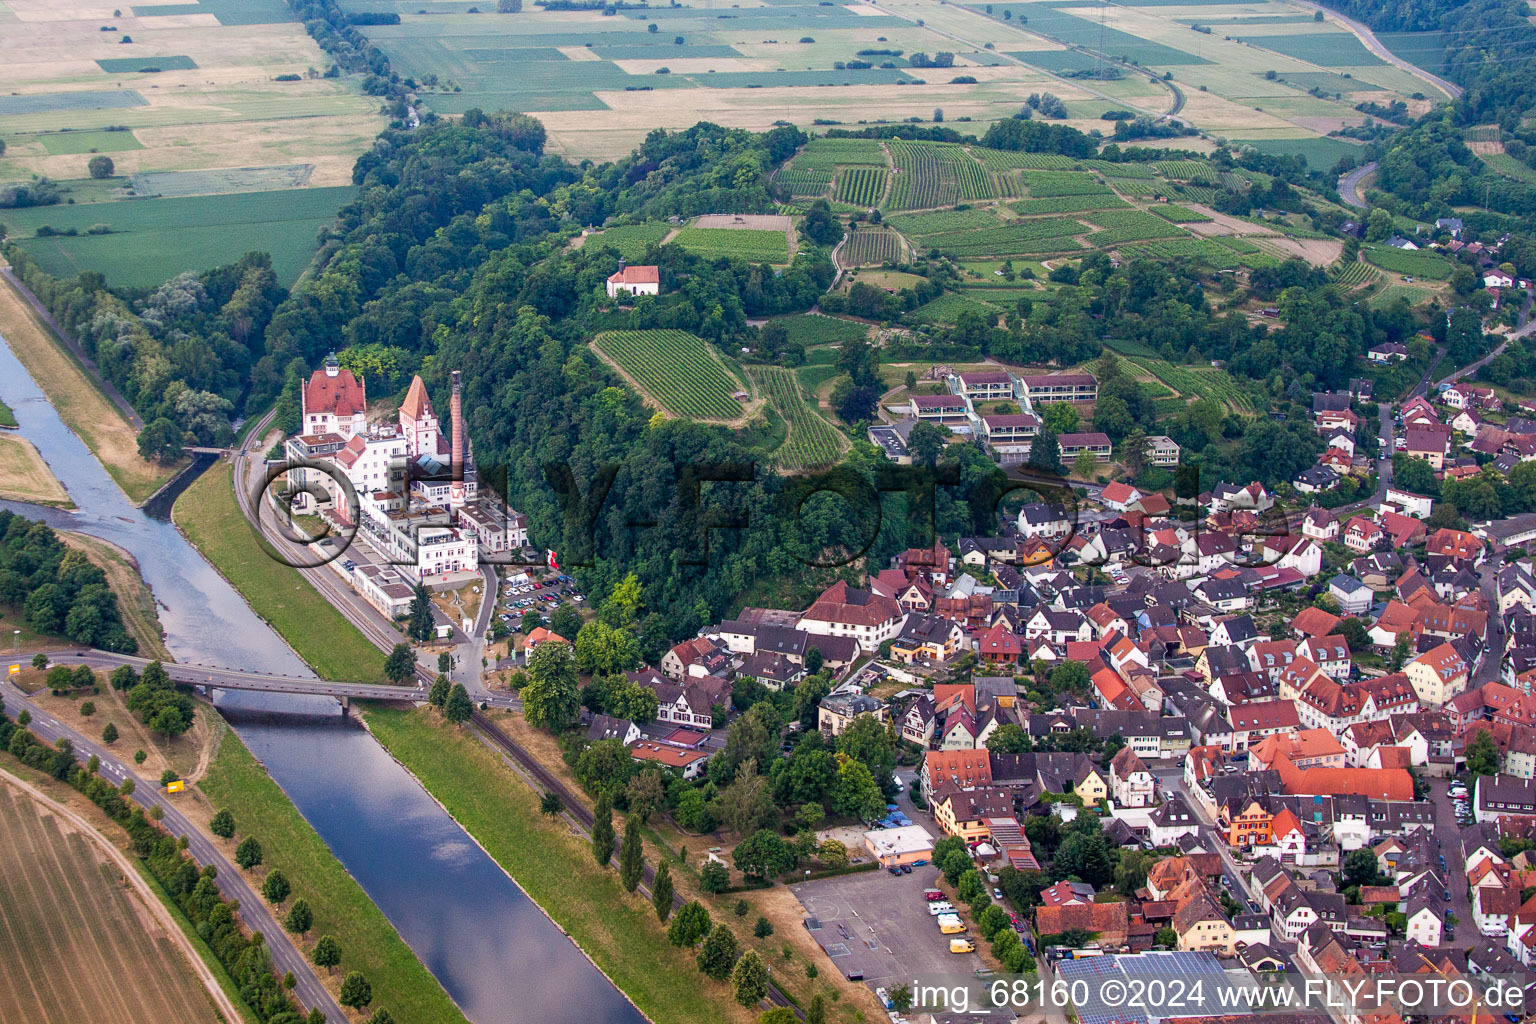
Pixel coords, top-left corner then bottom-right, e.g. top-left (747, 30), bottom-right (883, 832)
top-left (303, 367), bottom-right (366, 419)
top-left (607, 265), bottom-right (660, 285)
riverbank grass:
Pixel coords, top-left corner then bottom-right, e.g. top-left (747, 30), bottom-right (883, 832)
top-left (198, 731), bottom-right (469, 1024)
top-left (0, 271), bottom-right (178, 504)
top-left (172, 462), bottom-right (387, 683)
top-left (0, 433), bottom-right (73, 508)
top-left (363, 704), bottom-right (758, 1024)
top-left (0, 397), bottom-right (15, 428)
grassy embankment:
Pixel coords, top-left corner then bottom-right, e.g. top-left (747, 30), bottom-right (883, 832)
top-left (0, 271), bottom-right (179, 504)
top-left (0, 432), bottom-right (73, 507)
top-left (0, 396), bottom-right (15, 427)
top-left (363, 704), bottom-right (759, 1024)
top-left (172, 462), bottom-right (387, 683)
top-left (198, 732), bottom-right (469, 1024)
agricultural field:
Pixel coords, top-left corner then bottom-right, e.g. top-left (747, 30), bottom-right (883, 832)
top-left (842, 228), bottom-right (904, 265)
top-left (777, 168), bottom-right (833, 197)
top-left (1009, 194), bottom-right (1130, 215)
top-left (584, 222), bottom-right (671, 261)
top-left (672, 227), bottom-right (790, 264)
top-left (750, 365), bottom-right (846, 471)
top-left (1021, 171), bottom-right (1113, 197)
top-left (1120, 238), bottom-right (1245, 270)
top-left (5, 186), bottom-right (358, 288)
top-left (887, 140), bottom-right (992, 210)
top-left (0, 0), bottom-right (385, 287)
top-left (910, 291), bottom-right (1000, 325)
top-left (0, 782), bottom-right (219, 1024)
top-left (835, 167), bottom-right (888, 207)
top-left (590, 329), bottom-right (751, 421)
top-left (1361, 243), bottom-right (1454, 280)
top-left (1370, 283), bottom-right (1436, 308)
top-left (1151, 204), bottom-right (1212, 223)
top-left (794, 138), bottom-right (888, 170)
top-left (773, 313), bottom-right (869, 348)
top-left (1123, 354), bottom-right (1256, 414)
top-left (1330, 260), bottom-right (1381, 288)
top-left (1084, 209), bottom-right (1188, 245)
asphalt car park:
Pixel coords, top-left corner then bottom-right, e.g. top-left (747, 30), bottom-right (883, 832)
top-left (792, 865), bottom-right (981, 994)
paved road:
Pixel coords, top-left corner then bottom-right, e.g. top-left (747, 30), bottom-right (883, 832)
top-left (0, 678), bottom-right (348, 1023)
top-left (1288, 1), bottom-right (1462, 100)
top-left (1338, 161), bottom-right (1377, 210)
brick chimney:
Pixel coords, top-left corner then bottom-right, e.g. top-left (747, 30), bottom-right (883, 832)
top-left (449, 370), bottom-right (465, 506)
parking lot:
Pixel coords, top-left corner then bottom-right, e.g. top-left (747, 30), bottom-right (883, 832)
top-left (495, 569), bottom-right (583, 630)
top-left (792, 865), bottom-right (982, 993)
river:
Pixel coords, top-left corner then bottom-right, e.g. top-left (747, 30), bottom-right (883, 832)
top-left (0, 335), bottom-right (646, 1024)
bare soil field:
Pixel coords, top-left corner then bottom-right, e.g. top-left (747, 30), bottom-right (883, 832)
top-left (0, 779), bottom-right (223, 1024)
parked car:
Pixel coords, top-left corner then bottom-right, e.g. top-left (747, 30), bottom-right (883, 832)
top-left (888, 866), bottom-right (901, 876)
top-left (924, 889), bottom-right (944, 901)
top-left (993, 888), bottom-right (1004, 900)
top-left (928, 902), bottom-right (956, 916)
top-left (901, 864), bottom-right (912, 874)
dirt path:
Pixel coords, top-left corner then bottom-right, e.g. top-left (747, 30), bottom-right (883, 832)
top-left (0, 771), bottom-right (247, 1024)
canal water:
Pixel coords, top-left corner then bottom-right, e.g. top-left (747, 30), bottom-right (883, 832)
top-left (0, 334), bottom-right (646, 1024)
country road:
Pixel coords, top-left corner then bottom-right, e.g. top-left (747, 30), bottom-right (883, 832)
top-left (1338, 161), bottom-right (1377, 210)
top-left (0, 678), bottom-right (349, 1024)
top-left (1287, 1), bottom-right (1462, 101)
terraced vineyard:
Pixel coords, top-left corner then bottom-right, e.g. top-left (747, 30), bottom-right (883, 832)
top-left (975, 150), bottom-right (1078, 171)
top-left (1085, 209), bottom-right (1186, 244)
top-left (887, 141), bottom-right (992, 209)
top-left (776, 313), bottom-right (869, 347)
top-left (778, 168), bottom-right (832, 197)
top-left (750, 365), bottom-right (845, 471)
top-left (673, 226), bottom-right (790, 263)
top-left (1330, 261), bottom-right (1381, 288)
top-left (1010, 194), bottom-right (1129, 214)
top-left (891, 209), bottom-right (1086, 258)
top-left (1156, 160), bottom-right (1220, 184)
top-left (592, 330), bottom-right (749, 421)
top-left (588, 222), bottom-right (670, 260)
top-left (1122, 238), bottom-right (1243, 269)
top-left (843, 228), bottom-right (903, 265)
top-left (836, 166), bottom-right (887, 206)
top-left (1361, 243), bottom-right (1453, 280)
top-left (1021, 171), bottom-right (1113, 196)
top-left (911, 291), bottom-right (1000, 324)
top-left (795, 137), bottom-right (888, 170)
top-left (1150, 204), bottom-right (1211, 223)
top-left (1126, 356), bottom-right (1255, 413)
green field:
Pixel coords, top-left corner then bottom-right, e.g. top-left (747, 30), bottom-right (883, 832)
top-left (1361, 242), bottom-right (1453, 280)
top-left (1085, 209), bottom-right (1186, 244)
top-left (35, 130), bottom-right (145, 155)
top-left (199, 732), bottom-right (469, 1024)
top-left (591, 329), bottom-right (749, 421)
top-left (775, 313), bottom-right (869, 347)
top-left (1480, 151), bottom-right (1536, 185)
top-left (671, 227), bottom-right (789, 263)
top-left (1330, 261), bottom-right (1380, 287)
top-left (1021, 171), bottom-right (1112, 197)
top-left (1234, 31), bottom-right (1383, 66)
top-left (0, 399), bottom-right (15, 429)
top-left (96, 55), bottom-right (199, 72)
top-left (1118, 352), bottom-right (1256, 413)
top-left (777, 168), bottom-right (832, 197)
top-left (1370, 283), bottom-right (1435, 307)
top-left (1009, 194), bottom-right (1130, 215)
top-left (1237, 136), bottom-right (1365, 170)
top-left (750, 366), bottom-right (844, 470)
top-left (835, 167), bottom-right (887, 207)
top-left (911, 291), bottom-right (999, 325)
top-left (8, 187), bottom-right (355, 287)
top-left (892, 207), bottom-right (1086, 258)
top-left (795, 138), bottom-right (888, 170)
top-left (1120, 237), bottom-right (1243, 269)
top-left (585, 222), bottom-right (670, 261)
top-left (172, 462), bottom-right (390, 683)
top-left (1150, 204), bottom-right (1211, 223)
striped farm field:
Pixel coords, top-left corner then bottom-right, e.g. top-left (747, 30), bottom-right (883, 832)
top-left (1022, 171), bottom-right (1112, 196)
top-left (836, 167), bottom-right (887, 206)
top-left (778, 168), bottom-right (832, 197)
top-left (591, 330), bottom-right (749, 421)
top-left (1331, 261), bottom-right (1380, 288)
top-left (795, 138), bottom-right (888, 170)
top-left (1151, 204), bottom-right (1211, 223)
top-left (1121, 238), bottom-right (1243, 269)
top-left (975, 149), bottom-right (1077, 171)
top-left (750, 365), bottom-right (845, 471)
top-left (672, 227), bottom-right (789, 263)
top-left (1155, 160), bottom-right (1220, 183)
top-left (843, 228), bottom-right (903, 265)
top-left (1084, 209), bottom-right (1186, 244)
top-left (1010, 194), bottom-right (1129, 215)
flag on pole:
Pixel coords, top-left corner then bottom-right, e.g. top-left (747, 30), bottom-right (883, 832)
top-left (546, 549), bottom-right (560, 571)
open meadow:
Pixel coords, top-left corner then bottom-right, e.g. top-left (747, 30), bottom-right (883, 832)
top-left (0, 0), bottom-right (383, 286)
top-left (0, 781), bottom-right (220, 1024)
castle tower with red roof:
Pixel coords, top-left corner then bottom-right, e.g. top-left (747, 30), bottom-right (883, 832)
top-left (301, 353), bottom-right (367, 439)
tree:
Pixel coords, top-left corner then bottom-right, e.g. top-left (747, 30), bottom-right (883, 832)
top-left (340, 972), bottom-right (373, 1010)
top-left (700, 861), bottom-right (731, 893)
top-left (101, 722), bottom-right (118, 744)
top-left (626, 770), bottom-right (665, 823)
top-left (444, 683), bottom-right (474, 724)
top-left (137, 418), bottom-right (184, 463)
top-left (235, 836), bottom-right (263, 869)
top-left (753, 915), bottom-right (774, 938)
top-left (831, 753), bottom-right (885, 821)
top-left (428, 674), bottom-right (450, 707)
top-left (1073, 448), bottom-right (1097, 479)
top-left (801, 199), bottom-right (841, 246)
top-left (718, 760), bottom-right (776, 835)
top-left (522, 640), bottom-right (580, 730)
top-left (987, 723), bottom-right (1031, 753)
top-left (699, 924), bottom-right (741, 979)
top-left (762, 1009), bottom-right (798, 1024)
top-left (667, 901), bottom-right (712, 947)
top-left (1050, 660), bottom-right (1090, 694)
top-left (1029, 427), bottom-right (1062, 474)
top-left (619, 816), bottom-right (645, 892)
top-left (1467, 728), bottom-right (1501, 779)
top-left (933, 107), bottom-right (944, 122)
top-left (591, 791), bottom-right (616, 866)
top-left (734, 828), bottom-right (796, 879)
top-left (652, 860), bottom-right (675, 922)
top-left (312, 935), bottom-right (341, 971)
top-left (731, 949), bottom-right (769, 1007)
top-left (817, 838), bottom-right (849, 868)
top-left (1042, 402), bottom-right (1078, 434)
top-left (384, 643), bottom-right (415, 684)
top-left (907, 421), bottom-right (949, 468)
top-left (978, 904), bottom-right (1010, 940)
top-left (262, 869), bottom-right (291, 904)
top-left (210, 809), bottom-right (235, 839)
top-left (407, 583), bottom-right (433, 642)
top-left (284, 898), bottom-right (314, 935)
top-left (1154, 925), bottom-right (1177, 948)
top-left (88, 155), bottom-right (115, 178)
top-left (1343, 848), bottom-right (1381, 887)
top-left (540, 791), bottom-right (563, 815)
top-left (808, 995), bottom-right (826, 1024)
top-left (1331, 617), bottom-right (1371, 652)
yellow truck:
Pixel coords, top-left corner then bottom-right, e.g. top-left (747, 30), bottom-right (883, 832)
top-left (949, 939), bottom-right (975, 954)
top-left (938, 916), bottom-right (966, 935)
